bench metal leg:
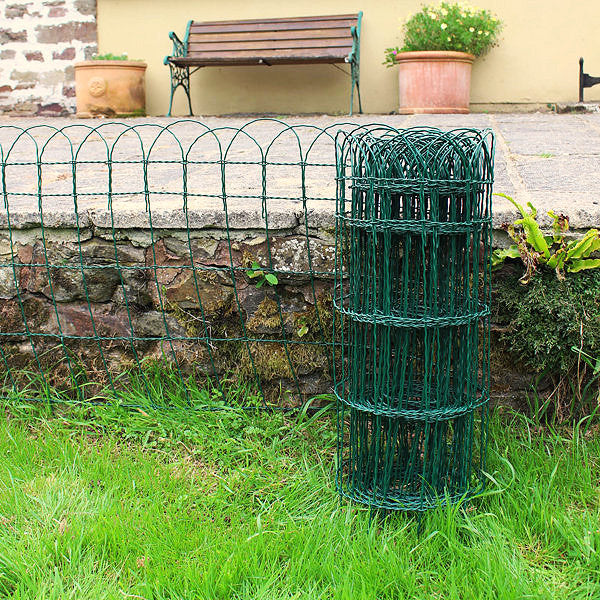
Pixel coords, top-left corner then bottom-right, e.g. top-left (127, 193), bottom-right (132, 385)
top-left (349, 62), bottom-right (362, 116)
top-left (166, 64), bottom-right (193, 117)
top-left (167, 84), bottom-right (175, 117)
top-left (184, 75), bottom-right (193, 117)
top-left (350, 80), bottom-right (362, 116)
top-left (357, 82), bottom-right (363, 114)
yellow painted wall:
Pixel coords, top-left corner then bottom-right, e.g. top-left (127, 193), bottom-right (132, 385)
top-left (97, 0), bottom-right (600, 116)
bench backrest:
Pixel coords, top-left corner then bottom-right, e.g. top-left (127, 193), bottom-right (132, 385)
top-left (185, 14), bottom-right (360, 64)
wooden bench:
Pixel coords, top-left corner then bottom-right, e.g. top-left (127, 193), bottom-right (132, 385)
top-left (164, 13), bottom-right (363, 116)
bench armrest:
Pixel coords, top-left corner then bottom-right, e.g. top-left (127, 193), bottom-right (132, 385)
top-left (164, 20), bottom-right (192, 65)
top-left (346, 11), bottom-right (362, 66)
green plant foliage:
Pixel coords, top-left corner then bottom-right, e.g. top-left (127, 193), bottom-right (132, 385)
top-left (492, 193), bottom-right (600, 284)
top-left (572, 347), bottom-right (600, 376)
top-left (384, 2), bottom-right (502, 65)
top-left (246, 261), bottom-right (278, 288)
top-left (295, 315), bottom-right (309, 338)
top-left (493, 267), bottom-right (600, 409)
top-left (92, 53), bottom-right (130, 61)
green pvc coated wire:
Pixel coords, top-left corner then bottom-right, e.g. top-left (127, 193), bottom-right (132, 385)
top-left (0, 118), bottom-right (415, 410)
top-left (334, 126), bottom-right (494, 512)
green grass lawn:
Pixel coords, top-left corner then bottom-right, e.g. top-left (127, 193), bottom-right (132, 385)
top-left (0, 400), bottom-right (599, 600)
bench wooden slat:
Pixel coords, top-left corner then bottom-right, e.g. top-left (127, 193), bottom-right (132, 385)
top-left (195, 14), bottom-right (358, 23)
top-left (174, 47), bottom-right (351, 62)
top-left (189, 19), bottom-right (357, 34)
top-left (188, 27), bottom-right (352, 43)
top-left (187, 38), bottom-right (352, 52)
top-left (172, 56), bottom-right (348, 67)
top-left (189, 14), bottom-right (357, 26)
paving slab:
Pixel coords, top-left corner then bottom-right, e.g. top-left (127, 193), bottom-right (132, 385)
top-left (492, 113), bottom-right (600, 156)
top-left (0, 113), bottom-right (598, 237)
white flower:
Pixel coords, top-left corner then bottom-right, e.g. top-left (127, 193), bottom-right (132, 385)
top-left (441, 23), bottom-right (448, 29)
top-left (447, 36), bottom-right (452, 41)
top-left (484, 31), bottom-right (490, 36)
top-left (441, 7), bottom-right (448, 15)
top-left (469, 26), bottom-right (475, 32)
top-left (429, 12), bottom-right (437, 19)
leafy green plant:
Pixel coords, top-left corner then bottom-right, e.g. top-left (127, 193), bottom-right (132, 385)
top-left (384, 2), bottom-right (502, 66)
top-left (246, 261), bottom-right (278, 288)
top-left (493, 267), bottom-right (600, 419)
top-left (92, 53), bottom-right (130, 61)
top-left (492, 193), bottom-right (600, 284)
top-left (296, 316), bottom-right (309, 338)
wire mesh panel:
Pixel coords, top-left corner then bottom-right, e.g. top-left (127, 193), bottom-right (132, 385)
top-left (334, 127), bottom-right (494, 511)
top-left (0, 118), bottom-right (370, 410)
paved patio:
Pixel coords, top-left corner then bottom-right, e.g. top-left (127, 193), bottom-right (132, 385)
top-left (0, 112), bottom-right (598, 235)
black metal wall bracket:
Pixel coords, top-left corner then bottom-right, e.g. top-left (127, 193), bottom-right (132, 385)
top-left (579, 57), bottom-right (600, 102)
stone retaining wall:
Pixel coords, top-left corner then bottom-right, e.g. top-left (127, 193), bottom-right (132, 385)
top-left (0, 214), bottom-right (337, 402)
top-left (0, 0), bottom-right (97, 116)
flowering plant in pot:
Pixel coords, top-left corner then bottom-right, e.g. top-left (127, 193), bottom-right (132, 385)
top-left (75, 52), bottom-right (147, 118)
top-left (384, 3), bottom-right (502, 114)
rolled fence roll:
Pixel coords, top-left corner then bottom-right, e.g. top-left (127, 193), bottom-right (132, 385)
top-left (334, 126), bottom-right (494, 512)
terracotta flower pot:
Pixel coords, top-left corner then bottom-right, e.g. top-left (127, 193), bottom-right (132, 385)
top-left (75, 60), bottom-right (147, 118)
top-left (395, 51), bottom-right (475, 114)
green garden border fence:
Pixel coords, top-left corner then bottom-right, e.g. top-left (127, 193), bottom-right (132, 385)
top-left (0, 118), bottom-right (362, 410)
top-left (334, 126), bottom-right (494, 511)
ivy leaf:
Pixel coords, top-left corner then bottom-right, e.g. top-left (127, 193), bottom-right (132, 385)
top-left (297, 324), bottom-right (309, 338)
top-left (265, 273), bottom-right (278, 286)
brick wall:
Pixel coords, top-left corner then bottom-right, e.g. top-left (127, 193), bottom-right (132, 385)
top-left (0, 0), bottom-right (97, 116)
